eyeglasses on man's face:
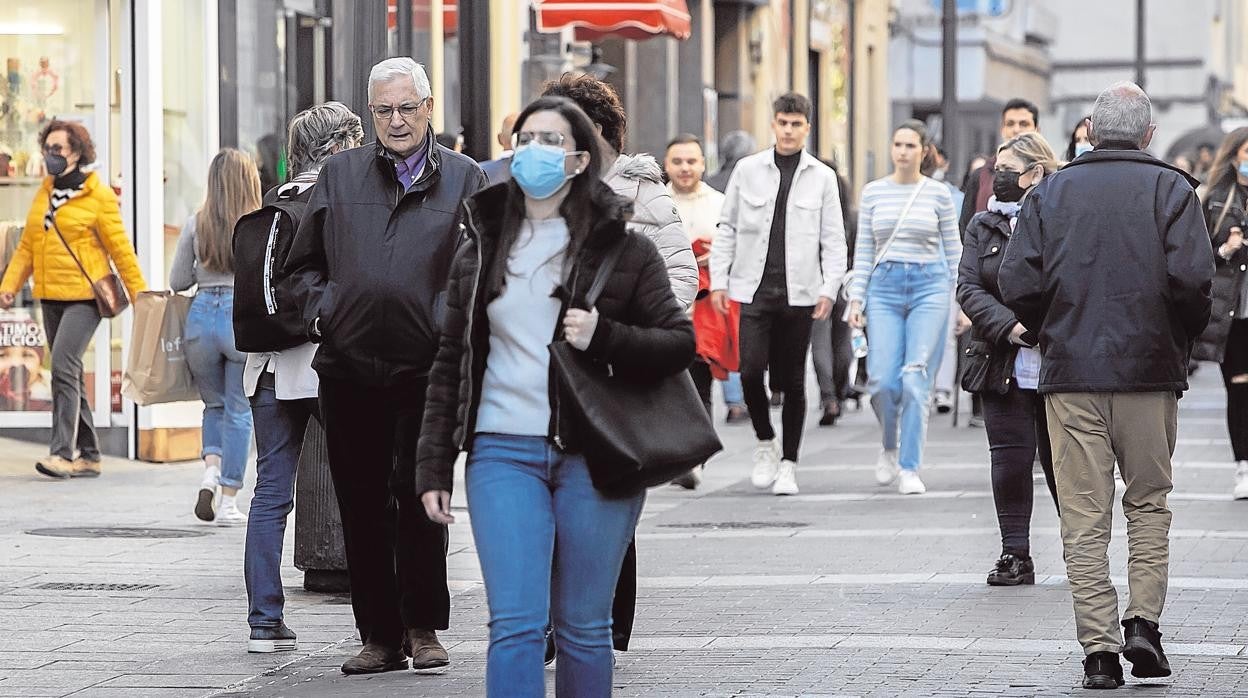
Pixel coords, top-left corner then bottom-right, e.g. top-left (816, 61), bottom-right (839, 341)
top-left (370, 99), bottom-right (429, 121)
top-left (512, 131), bottom-right (568, 149)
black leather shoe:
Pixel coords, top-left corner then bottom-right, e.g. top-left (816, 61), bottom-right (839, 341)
top-left (1122, 617), bottom-right (1171, 678)
top-left (986, 553), bottom-right (1036, 586)
top-left (1082, 651), bottom-right (1125, 689)
top-left (544, 625), bottom-right (556, 666)
top-left (341, 643), bottom-right (408, 675)
top-left (818, 400), bottom-right (840, 426)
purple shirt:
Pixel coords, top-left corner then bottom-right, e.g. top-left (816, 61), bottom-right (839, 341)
top-left (394, 144), bottom-right (430, 191)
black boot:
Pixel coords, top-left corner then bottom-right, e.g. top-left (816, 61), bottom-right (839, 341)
top-left (1082, 651), bottom-right (1125, 689)
top-left (986, 553), bottom-right (1035, 586)
top-left (1122, 617), bottom-right (1171, 678)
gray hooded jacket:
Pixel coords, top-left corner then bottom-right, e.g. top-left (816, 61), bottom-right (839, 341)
top-left (604, 154), bottom-right (698, 309)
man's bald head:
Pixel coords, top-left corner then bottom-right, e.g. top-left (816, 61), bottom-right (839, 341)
top-left (498, 112), bottom-right (520, 151)
top-left (1089, 81), bottom-right (1154, 149)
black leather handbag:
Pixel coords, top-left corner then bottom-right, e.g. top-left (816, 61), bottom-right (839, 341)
top-left (548, 239), bottom-right (723, 496)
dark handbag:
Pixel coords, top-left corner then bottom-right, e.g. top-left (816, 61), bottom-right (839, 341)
top-left (47, 194), bottom-right (130, 318)
top-left (548, 238), bottom-right (723, 496)
top-left (959, 337), bottom-right (996, 394)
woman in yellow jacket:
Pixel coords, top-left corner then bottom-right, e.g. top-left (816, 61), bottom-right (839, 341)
top-left (0, 120), bottom-right (147, 478)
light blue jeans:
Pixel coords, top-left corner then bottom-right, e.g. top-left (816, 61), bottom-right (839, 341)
top-left (185, 287), bottom-right (252, 489)
top-left (467, 434), bottom-right (645, 698)
top-left (722, 372), bottom-right (745, 408)
top-left (865, 261), bottom-right (951, 471)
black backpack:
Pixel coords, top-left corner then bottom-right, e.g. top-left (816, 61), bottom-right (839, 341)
top-left (232, 186), bottom-right (311, 352)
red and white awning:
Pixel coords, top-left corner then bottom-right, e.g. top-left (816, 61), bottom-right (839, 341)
top-left (535, 0), bottom-right (693, 41)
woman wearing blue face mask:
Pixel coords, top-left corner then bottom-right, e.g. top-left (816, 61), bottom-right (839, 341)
top-left (1065, 115), bottom-right (1092, 161)
top-left (415, 96), bottom-right (694, 697)
top-left (1193, 126), bottom-right (1248, 499)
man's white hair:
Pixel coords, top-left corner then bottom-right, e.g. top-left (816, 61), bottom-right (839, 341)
top-left (1090, 81), bottom-right (1152, 146)
top-left (367, 57), bottom-right (432, 103)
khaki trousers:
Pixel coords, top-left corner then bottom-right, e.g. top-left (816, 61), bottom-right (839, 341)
top-left (1045, 392), bottom-right (1177, 655)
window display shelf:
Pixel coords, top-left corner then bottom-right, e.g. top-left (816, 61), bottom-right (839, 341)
top-left (0, 177), bottom-right (43, 186)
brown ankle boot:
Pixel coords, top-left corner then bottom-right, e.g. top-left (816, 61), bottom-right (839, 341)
top-left (70, 458), bottom-right (101, 478)
top-left (340, 642), bottom-right (408, 675)
top-left (404, 629), bottom-right (450, 670)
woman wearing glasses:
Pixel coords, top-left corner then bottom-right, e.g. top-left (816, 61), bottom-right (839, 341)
top-left (0, 120), bottom-right (147, 478)
top-left (957, 132), bottom-right (1061, 585)
top-left (416, 96), bottom-right (694, 697)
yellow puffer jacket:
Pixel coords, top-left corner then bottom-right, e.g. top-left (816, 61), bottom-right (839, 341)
top-left (0, 171), bottom-right (148, 301)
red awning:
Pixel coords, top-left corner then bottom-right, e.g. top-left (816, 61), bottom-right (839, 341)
top-left (387, 1), bottom-right (458, 38)
top-left (536, 0), bottom-right (693, 41)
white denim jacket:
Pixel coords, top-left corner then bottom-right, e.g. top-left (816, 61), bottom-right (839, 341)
top-left (709, 148), bottom-right (847, 306)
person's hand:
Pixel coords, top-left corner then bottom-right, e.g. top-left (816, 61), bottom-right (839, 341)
top-left (848, 301), bottom-right (865, 329)
top-left (954, 310), bottom-right (973, 336)
top-left (1224, 227), bottom-right (1245, 257)
top-left (812, 296), bottom-right (834, 321)
top-left (421, 491), bottom-right (455, 525)
top-left (1008, 323), bottom-right (1029, 345)
top-left (710, 290), bottom-right (730, 315)
top-left (0, 292), bottom-right (14, 310)
top-left (563, 307), bottom-right (599, 351)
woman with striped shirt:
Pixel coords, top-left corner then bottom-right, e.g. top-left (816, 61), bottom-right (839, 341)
top-left (848, 120), bottom-right (961, 495)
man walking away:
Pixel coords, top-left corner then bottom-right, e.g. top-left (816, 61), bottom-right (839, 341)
top-left (710, 92), bottom-right (846, 496)
top-left (1000, 81), bottom-right (1214, 690)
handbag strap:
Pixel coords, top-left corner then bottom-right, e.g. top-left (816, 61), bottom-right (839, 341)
top-left (47, 191), bottom-right (96, 284)
top-left (1212, 184), bottom-right (1239, 240)
top-left (584, 237), bottom-right (628, 307)
top-left (872, 177), bottom-right (928, 270)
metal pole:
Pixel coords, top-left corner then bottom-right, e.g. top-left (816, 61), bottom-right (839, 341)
top-left (396, 0), bottom-right (413, 56)
top-left (459, 1), bottom-right (492, 160)
top-left (941, 0), bottom-right (958, 176)
top-left (1134, 0), bottom-right (1146, 89)
top-left (847, 0), bottom-right (856, 181)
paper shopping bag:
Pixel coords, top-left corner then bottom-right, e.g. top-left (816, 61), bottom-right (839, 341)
top-left (121, 291), bottom-right (199, 405)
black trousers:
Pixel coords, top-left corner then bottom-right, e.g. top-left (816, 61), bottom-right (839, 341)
top-left (319, 375), bottom-right (450, 648)
top-left (689, 360), bottom-right (714, 418)
top-left (980, 386), bottom-right (1058, 559)
top-left (740, 303), bottom-right (815, 462)
top-left (1221, 320), bottom-right (1248, 461)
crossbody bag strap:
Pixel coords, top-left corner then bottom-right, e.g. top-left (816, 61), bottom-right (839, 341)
top-left (1212, 185), bottom-right (1238, 242)
top-left (585, 236), bottom-right (628, 307)
top-left (47, 192), bottom-right (95, 284)
top-left (872, 177), bottom-right (928, 270)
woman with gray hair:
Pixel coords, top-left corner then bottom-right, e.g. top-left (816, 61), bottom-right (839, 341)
top-left (241, 101), bottom-right (362, 654)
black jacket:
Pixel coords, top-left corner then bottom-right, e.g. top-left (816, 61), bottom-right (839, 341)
top-left (999, 145), bottom-right (1215, 393)
top-left (414, 182), bottom-right (696, 496)
top-left (956, 209), bottom-right (1037, 394)
top-left (283, 137), bottom-right (488, 386)
top-left (1192, 182), bottom-right (1248, 363)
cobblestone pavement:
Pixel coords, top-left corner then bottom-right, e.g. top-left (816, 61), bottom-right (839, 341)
top-left (2, 367), bottom-right (1248, 696)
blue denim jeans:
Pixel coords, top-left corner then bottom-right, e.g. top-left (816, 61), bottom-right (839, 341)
top-left (244, 375), bottom-right (318, 628)
top-left (185, 287), bottom-right (252, 489)
top-left (467, 434), bottom-right (645, 698)
top-left (865, 261), bottom-right (952, 471)
top-left (721, 372), bottom-right (745, 408)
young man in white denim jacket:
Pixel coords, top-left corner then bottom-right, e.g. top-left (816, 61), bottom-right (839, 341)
top-left (709, 92), bottom-right (847, 496)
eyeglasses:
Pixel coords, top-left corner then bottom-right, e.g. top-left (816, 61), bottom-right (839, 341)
top-left (370, 100), bottom-right (428, 121)
top-left (512, 131), bottom-right (567, 149)
top-left (42, 143), bottom-right (64, 155)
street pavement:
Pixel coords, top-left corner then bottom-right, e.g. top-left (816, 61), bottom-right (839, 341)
top-left (2, 366), bottom-right (1248, 696)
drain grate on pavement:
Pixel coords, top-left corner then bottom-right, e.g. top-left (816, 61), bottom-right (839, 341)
top-left (25, 526), bottom-right (209, 539)
top-left (33, 582), bottom-right (165, 592)
top-left (656, 521), bottom-right (810, 530)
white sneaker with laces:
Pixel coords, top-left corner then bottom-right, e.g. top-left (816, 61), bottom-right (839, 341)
top-left (898, 469), bottom-right (926, 495)
top-left (874, 449), bottom-right (899, 485)
top-left (751, 440), bottom-right (781, 489)
top-left (1234, 462), bottom-right (1248, 500)
top-left (216, 500), bottom-right (248, 526)
top-left (771, 460), bottom-right (799, 496)
top-left (195, 465), bottom-right (221, 522)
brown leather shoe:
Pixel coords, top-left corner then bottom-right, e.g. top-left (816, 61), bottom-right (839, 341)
top-left (340, 642), bottom-right (408, 675)
top-left (70, 458), bottom-right (101, 478)
top-left (35, 455), bottom-right (74, 479)
top-left (404, 629), bottom-right (450, 670)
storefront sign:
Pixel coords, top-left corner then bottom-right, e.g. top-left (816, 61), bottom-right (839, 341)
top-left (0, 309), bottom-right (50, 411)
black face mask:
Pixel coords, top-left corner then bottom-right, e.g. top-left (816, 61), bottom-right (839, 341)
top-left (44, 153), bottom-right (68, 177)
top-left (992, 169), bottom-right (1027, 203)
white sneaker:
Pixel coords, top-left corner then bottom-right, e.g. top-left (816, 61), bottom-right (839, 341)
top-left (874, 449), bottom-right (899, 485)
top-left (898, 469), bottom-right (927, 495)
top-left (1234, 462), bottom-right (1248, 500)
top-left (751, 440), bottom-right (781, 489)
top-left (771, 460), bottom-right (799, 496)
top-left (195, 465), bottom-right (220, 522)
top-left (216, 500), bottom-right (248, 526)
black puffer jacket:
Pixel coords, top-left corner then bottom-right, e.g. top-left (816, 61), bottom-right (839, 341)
top-left (999, 145), bottom-right (1215, 393)
top-left (283, 135), bottom-right (488, 386)
top-left (414, 181), bottom-right (696, 496)
top-left (1192, 182), bottom-right (1248, 363)
top-left (957, 209), bottom-right (1037, 394)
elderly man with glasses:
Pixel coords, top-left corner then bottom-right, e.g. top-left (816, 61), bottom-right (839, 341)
top-left (285, 57), bottom-right (487, 676)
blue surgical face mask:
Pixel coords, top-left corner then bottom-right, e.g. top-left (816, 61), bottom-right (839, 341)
top-left (512, 143), bottom-right (582, 200)
top-left (1075, 142), bottom-right (1093, 158)
top-left (1239, 159), bottom-right (1248, 179)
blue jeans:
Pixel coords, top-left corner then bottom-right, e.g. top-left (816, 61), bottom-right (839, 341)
top-left (721, 372), bottom-right (745, 408)
top-left (865, 261), bottom-right (951, 471)
top-left (185, 288), bottom-right (252, 489)
top-left (244, 375), bottom-right (318, 628)
top-left (467, 434), bottom-right (645, 698)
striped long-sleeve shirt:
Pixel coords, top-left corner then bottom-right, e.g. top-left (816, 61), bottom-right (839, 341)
top-left (847, 176), bottom-right (961, 303)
